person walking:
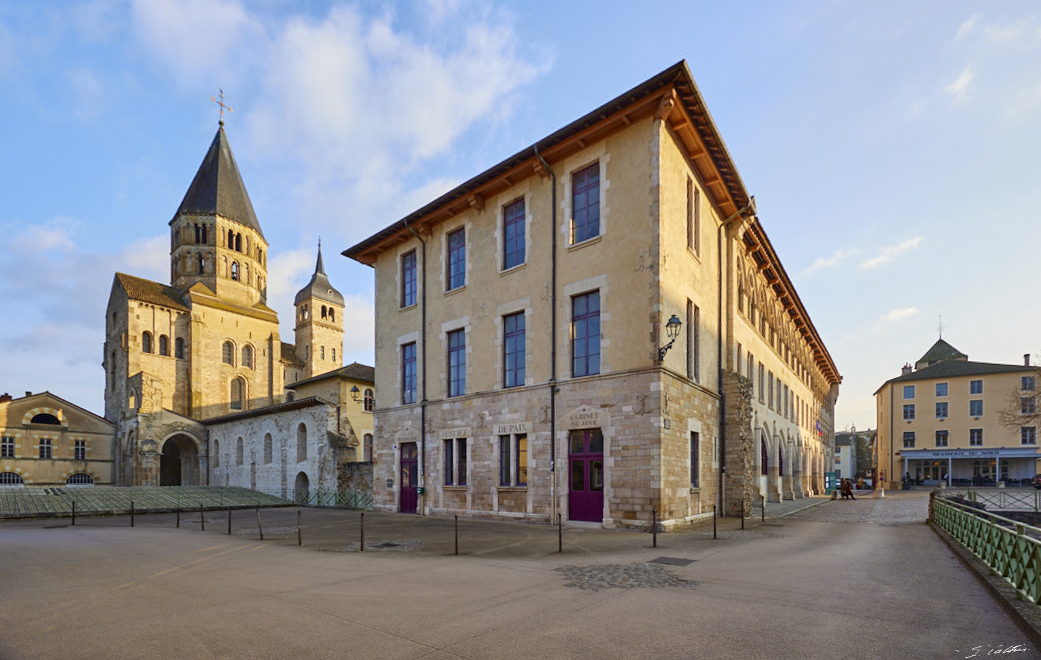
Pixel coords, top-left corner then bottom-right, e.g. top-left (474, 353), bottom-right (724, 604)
top-left (841, 479), bottom-right (856, 501)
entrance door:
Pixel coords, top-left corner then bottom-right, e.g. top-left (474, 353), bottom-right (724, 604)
top-left (400, 442), bottom-right (418, 514)
top-left (568, 429), bottom-right (604, 522)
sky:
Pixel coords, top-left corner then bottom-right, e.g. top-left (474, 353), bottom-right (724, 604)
top-left (2, 1), bottom-right (1040, 431)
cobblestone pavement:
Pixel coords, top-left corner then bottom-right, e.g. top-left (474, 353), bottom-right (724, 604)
top-left (785, 490), bottom-right (930, 524)
top-left (556, 563), bottom-right (698, 591)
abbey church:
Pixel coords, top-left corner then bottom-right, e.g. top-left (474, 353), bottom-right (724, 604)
top-left (102, 122), bottom-right (373, 493)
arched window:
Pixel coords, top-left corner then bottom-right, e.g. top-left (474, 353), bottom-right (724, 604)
top-left (222, 341), bottom-right (234, 365)
top-left (363, 433), bottom-right (373, 462)
top-left (297, 423), bottom-right (307, 462)
top-left (230, 378), bottom-right (244, 410)
top-left (0, 472), bottom-right (25, 485)
top-left (227, 229), bottom-right (234, 248)
top-left (364, 389), bottom-right (374, 412)
top-left (320, 346), bottom-right (325, 360)
top-left (236, 437), bottom-right (244, 466)
top-left (235, 233), bottom-right (242, 252)
top-left (231, 262), bottom-right (239, 281)
top-left (142, 331), bottom-right (153, 353)
top-left (329, 309), bottom-right (335, 322)
top-left (286, 391), bottom-right (295, 402)
top-left (197, 254), bottom-right (205, 274)
top-left (321, 305), bottom-right (327, 319)
top-left (30, 413), bottom-right (61, 425)
top-left (305, 345), bottom-right (309, 360)
top-left (212, 440), bottom-right (220, 468)
top-left (778, 446), bottom-right (784, 477)
top-left (194, 224), bottom-right (201, 244)
top-left (761, 438), bottom-right (768, 476)
top-left (241, 345), bottom-right (253, 369)
top-left (66, 473), bottom-right (94, 485)
top-left (159, 335), bottom-right (169, 356)
top-left (263, 433), bottom-right (273, 464)
top-left (175, 338), bottom-right (185, 359)
top-left (258, 249), bottom-right (263, 265)
top-left (201, 225), bottom-right (208, 244)
top-left (332, 348), bottom-right (336, 362)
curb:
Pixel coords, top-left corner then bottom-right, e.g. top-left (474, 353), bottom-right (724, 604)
top-left (930, 522), bottom-right (1041, 651)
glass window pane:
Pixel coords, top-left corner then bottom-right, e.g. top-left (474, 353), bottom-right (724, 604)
top-left (589, 429), bottom-right (603, 453)
top-left (571, 460), bottom-right (584, 491)
top-left (590, 461), bottom-right (603, 491)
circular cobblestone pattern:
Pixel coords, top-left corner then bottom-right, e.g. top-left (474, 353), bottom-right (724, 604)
top-left (556, 563), bottom-right (697, 591)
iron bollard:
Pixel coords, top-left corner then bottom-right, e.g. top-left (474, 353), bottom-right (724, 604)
top-left (652, 508), bottom-right (657, 548)
top-left (297, 510), bottom-right (302, 546)
top-left (741, 505), bottom-right (745, 530)
top-left (72, 501), bottom-right (76, 526)
top-left (558, 513), bottom-right (562, 554)
top-left (131, 501), bottom-right (135, 527)
top-left (200, 506), bottom-right (205, 531)
top-left (256, 508), bottom-right (263, 541)
top-left (228, 508), bottom-right (232, 535)
top-left (176, 508), bottom-right (180, 528)
top-left (454, 514), bottom-right (458, 556)
top-left (713, 504), bottom-right (717, 539)
top-left (761, 495), bottom-right (765, 522)
top-left (360, 512), bottom-right (365, 552)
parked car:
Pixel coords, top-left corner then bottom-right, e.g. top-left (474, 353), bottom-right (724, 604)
top-left (1029, 474), bottom-right (1041, 489)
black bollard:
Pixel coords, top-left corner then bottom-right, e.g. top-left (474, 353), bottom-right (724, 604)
top-left (741, 505), bottom-right (745, 530)
top-left (558, 513), bottom-right (562, 554)
top-left (256, 508), bottom-right (263, 541)
top-left (761, 495), bottom-right (765, 522)
top-left (454, 514), bottom-right (458, 556)
top-left (713, 504), bottom-right (717, 539)
top-left (228, 508), bottom-right (232, 535)
top-left (176, 508), bottom-right (180, 528)
top-left (297, 510), bottom-right (302, 546)
top-left (72, 501), bottom-right (76, 526)
top-left (652, 508), bottom-right (657, 548)
top-left (360, 512), bottom-right (365, 552)
top-left (200, 506), bottom-right (205, 531)
top-left (131, 501), bottom-right (135, 527)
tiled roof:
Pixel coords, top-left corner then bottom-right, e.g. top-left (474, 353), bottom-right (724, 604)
top-left (203, 396), bottom-right (329, 425)
top-left (295, 244), bottom-right (344, 306)
top-left (876, 360), bottom-right (1032, 394)
top-left (115, 273), bottom-right (190, 311)
top-left (280, 342), bottom-right (305, 367)
top-left (287, 362), bottom-right (375, 389)
top-left (916, 339), bottom-right (967, 366)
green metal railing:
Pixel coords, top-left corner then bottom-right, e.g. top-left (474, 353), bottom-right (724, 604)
top-left (933, 497), bottom-right (1041, 604)
top-left (957, 489), bottom-right (1041, 512)
top-left (274, 489), bottom-right (374, 509)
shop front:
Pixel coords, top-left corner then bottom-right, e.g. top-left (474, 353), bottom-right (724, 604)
top-left (899, 448), bottom-right (1041, 487)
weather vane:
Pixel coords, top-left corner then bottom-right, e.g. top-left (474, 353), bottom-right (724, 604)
top-left (938, 314), bottom-right (944, 339)
top-left (211, 88), bottom-right (233, 125)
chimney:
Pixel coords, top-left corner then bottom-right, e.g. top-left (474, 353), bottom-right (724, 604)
top-left (1026, 354), bottom-right (1031, 367)
top-left (901, 363), bottom-right (912, 376)
top-left (0, 393), bottom-right (10, 403)
top-left (24, 391), bottom-right (31, 398)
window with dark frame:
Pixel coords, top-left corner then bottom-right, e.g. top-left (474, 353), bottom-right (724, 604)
top-left (402, 342), bottom-right (417, 405)
top-left (142, 331), bottom-right (153, 354)
top-left (503, 198), bottom-right (525, 270)
top-left (1023, 427), bottom-right (1037, 445)
top-left (903, 431), bottom-right (915, 448)
top-left (970, 380), bottom-right (983, 395)
top-left (1024, 376), bottom-right (1036, 391)
top-left (572, 163), bottom-right (600, 243)
top-left (1, 436), bottom-right (13, 458)
top-left (503, 312), bottom-right (525, 388)
top-left (936, 382), bottom-right (948, 397)
top-left (363, 434), bottom-right (373, 462)
top-left (499, 434), bottom-right (528, 487)
top-left (903, 404), bottom-right (915, 420)
top-left (39, 438), bottom-right (52, 459)
top-left (571, 291), bottom-right (600, 377)
top-left (903, 385), bottom-right (915, 399)
top-left (74, 439), bottom-right (86, 461)
top-left (401, 250), bottom-right (417, 307)
top-left (222, 341), bottom-right (234, 365)
top-left (969, 429), bottom-right (983, 446)
top-left (445, 438), bottom-right (467, 486)
top-left (447, 329), bottom-right (466, 397)
top-left (690, 432), bottom-right (700, 488)
top-left (935, 430), bottom-right (949, 447)
top-left (364, 388), bottom-right (374, 412)
top-left (1022, 397), bottom-right (1036, 415)
top-left (446, 228), bottom-right (465, 291)
top-left (444, 439), bottom-right (454, 485)
top-left (969, 400), bottom-right (983, 417)
top-left (936, 402), bottom-right (948, 418)
top-left (457, 438), bottom-right (467, 486)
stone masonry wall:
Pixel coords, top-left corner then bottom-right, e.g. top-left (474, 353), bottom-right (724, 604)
top-left (723, 371), bottom-right (754, 517)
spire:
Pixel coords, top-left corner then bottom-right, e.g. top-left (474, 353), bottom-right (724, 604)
top-left (173, 125), bottom-right (264, 239)
top-left (295, 242), bottom-right (344, 306)
top-left (316, 238), bottom-right (325, 275)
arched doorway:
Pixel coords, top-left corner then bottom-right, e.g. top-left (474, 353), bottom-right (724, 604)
top-left (160, 434), bottom-right (201, 486)
top-left (294, 471), bottom-right (310, 504)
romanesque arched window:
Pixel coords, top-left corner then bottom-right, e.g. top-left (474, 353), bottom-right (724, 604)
top-left (235, 233), bottom-right (242, 252)
top-left (263, 433), bottom-right (273, 464)
top-left (329, 309), bottom-right (335, 322)
top-left (228, 229), bottom-right (234, 248)
top-left (158, 335), bottom-right (169, 356)
top-left (236, 437), bottom-right (244, 466)
top-left (297, 423), bottom-right (307, 462)
top-left (212, 439), bottom-right (220, 468)
top-left (761, 438), bottom-right (768, 476)
top-left (197, 254), bottom-right (205, 274)
top-left (231, 262), bottom-right (239, 281)
top-left (222, 341), bottom-right (234, 365)
top-left (142, 331), bottom-right (153, 354)
top-left (230, 378), bottom-right (244, 410)
top-left (175, 338), bottom-right (185, 359)
top-left (364, 389), bottom-right (374, 412)
top-left (241, 345), bottom-right (253, 369)
top-left (321, 305), bottom-right (327, 319)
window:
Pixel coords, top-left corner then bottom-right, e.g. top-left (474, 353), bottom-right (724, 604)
top-left (74, 439), bottom-right (86, 460)
top-left (66, 473), bottom-right (93, 485)
top-left (297, 423), bottom-right (307, 462)
top-left (332, 348), bottom-right (336, 362)
top-left (447, 329), bottom-right (466, 397)
top-left (572, 162), bottom-right (600, 243)
top-left (197, 254), bottom-right (205, 274)
top-left (783, 385), bottom-right (789, 418)
top-left (687, 301), bottom-right (700, 382)
top-left (1024, 376), bottom-right (1036, 391)
top-left (222, 341), bottom-right (234, 365)
top-left (241, 345), bottom-right (253, 369)
top-left (690, 432), bottom-right (700, 488)
top-left (903, 404), bottom-right (915, 420)
top-left (970, 380), bottom-right (983, 395)
top-left (1, 436), bottom-right (13, 458)
top-left (503, 312), bottom-right (525, 388)
top-left (236, 438), bottom-right (244, 466)
top-left (158, 335), bottom-right (169, 356)
top-left (935, 382), bottom-right (948, 397)
top-left (969, 429), bottom-right (983, 446)
top-left (446, 228), bottom-right (465, 291)
top-left (747, 353), bottom-right (754, 391)
top-left (687, 177), bottom-right (701, 255)
top-left (935, 430), bottom-right (949, 447)
top-left (1023, 427), bottom-right (1037, 445)
top-left (320, 346), bottom-right (325, 360)
top-left (230, 378), bottom-right (244, 410)
top-left (264, 433), bottom-right (273, 464)
top-left (142, 331), bottom-right (153, 354)
top-left (499, 434), bottom-right (527, 486)
top-left (39, 438), bottom-right (52, 459)
top-left (363, 434), bottom-right (373, 462)
top-left (503, 198), bottom-right (525, 269)
top-left (903, 432), bottom-right (915, 448)
top-left (571, 291), bottom-right (600, 377)
top-left (212, 440), bottom-right (220, 468)
top-left (401, 250), bottom-right (417, 307)
top-left (0, 472), bottom-right (24, 485)
top-left (903, 385), bottom-right (915, 399)
top-left (402, 342), bottom-right (417, 405)
top-left (231, 261), bottom-right (239, 281)
top-left (175, 337), bottom-right (185, 359)
top-left (444, 438), bottom-right (467, 486)
top-left (768, 372), bottom-right (774, 409)
top-left (936, 402), bottom-right (948, 418)
top-left (1022, 397), bottom-right (1037, 415)
top-left (758, 364), bottom-right (765, 402)
top-left (969, 400), bottom-right (983, 417)
top-left (364, 388), bottom-right (374, 412)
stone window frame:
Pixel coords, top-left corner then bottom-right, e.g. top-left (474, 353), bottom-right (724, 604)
top-left (73, 439), bottom-right (87, 461)
top-left (400, 249), bottom-right (417, 308)
top-left (443, 438), bottom-right (468, 486)
top-left (969, 399), bottom-right (983, 417)
top-left (498, 433), bottom-right (528, 487)
top-left (1, 435), bottom-right (14, 458)
top-left (38, 437), bottom-right (53, 459)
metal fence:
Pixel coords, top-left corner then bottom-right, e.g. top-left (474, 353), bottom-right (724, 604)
top-left (933, 496), bottom-right (1041, 604)
top-left (941, 488), bottom-right (1041, 512)
top-left (269, 488), bottom-right (374, 510)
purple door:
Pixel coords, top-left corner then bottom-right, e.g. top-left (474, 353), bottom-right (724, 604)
top-left (568, 429), bottom-right (604, 522)
top-left (400, 442), bottom-right (418, 514)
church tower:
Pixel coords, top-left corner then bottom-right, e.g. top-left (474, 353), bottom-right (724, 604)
top-left (169, 122), bottom-right (269, 308)
top-left (295, 243), bottom-right (344, 379)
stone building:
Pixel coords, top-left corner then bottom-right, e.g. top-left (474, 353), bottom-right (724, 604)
top-left (0, 391), bottom-right (115, 486)
top-left (345, 61), bottom-right (839, 528)
top-left (102, 122), bottom-right (365, 488)
top-left (876, 339), bottom-right (1041, 489)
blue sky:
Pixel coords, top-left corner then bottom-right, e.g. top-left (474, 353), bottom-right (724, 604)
top-left (2, 1), bottom-right (1040, 431)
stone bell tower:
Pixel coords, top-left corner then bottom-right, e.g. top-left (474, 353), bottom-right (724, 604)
top-left (294, 243), bottom-right (344, 379)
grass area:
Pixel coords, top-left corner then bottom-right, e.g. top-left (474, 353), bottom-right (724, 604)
top-left (0, 486), bottom-right (294, 519)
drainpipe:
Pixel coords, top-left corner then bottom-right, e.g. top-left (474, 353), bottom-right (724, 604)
top-left (716, 197), bottom-right (756, 516)
top-left (534, 144), bottom-right (558, 525)
top-left (402, 217), bottom-right (427, 515)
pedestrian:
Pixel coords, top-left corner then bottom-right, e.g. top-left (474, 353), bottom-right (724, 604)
top-left (841, 479), bottom-right (856, 501)
top-left (856, 477), bottom-right (864, 491)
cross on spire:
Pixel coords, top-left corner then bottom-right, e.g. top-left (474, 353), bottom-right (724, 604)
top-left (211, 88), bottom-right (233, 125)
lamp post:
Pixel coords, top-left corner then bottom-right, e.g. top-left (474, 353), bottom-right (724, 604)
top-left (657, 315), bottom-right (683, 363)
top-left (350, 385), bottom-right (361, 402)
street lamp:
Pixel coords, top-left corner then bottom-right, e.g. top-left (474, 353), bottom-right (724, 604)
top-left (657, 314), bottom-right (683, 363)
top-left (350, 385), bottom-right (361, 402)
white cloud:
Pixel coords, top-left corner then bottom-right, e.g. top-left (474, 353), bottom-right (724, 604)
top-left (880, 307), bottom-right (919, 323)
top-left (955, 14), bottom-right (981, 41)
top-left (860, 237), bottom-right (923, 270)
top-left (944, 65), bottom-right (974, 104)
top-left (266, 246), bottom-right (319, 338)
top-left (799, 248), bottom-right (857, 278)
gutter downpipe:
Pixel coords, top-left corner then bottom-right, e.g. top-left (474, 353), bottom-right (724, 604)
top-left (534, 144), bottom-right (558, 525)
top-left (403, 216), bottom-right (427, 515)
top-left (717, 197), bottom-right (755, 517)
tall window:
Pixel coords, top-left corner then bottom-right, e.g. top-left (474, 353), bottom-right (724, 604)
top-left (503, 198), bottom-right (525, 269)
top-left (768, 372), bottom-right (774, 409)
top-left (572, 163), bottom-right (600, 243)
top-left (230, 378), bottom-right (244, 410)
top-left (503, 312), bottom-right (525, 388)
top-left (175, 337), bottom-right (185, 359)
top-left (297, 423), bottom-right (307, 462)
top-left (747, 353), bottom-right (754, 392)
top-left (446, 228), bottom-right (466, 291)
top-left (969, 429), bottom-right (983, 446)
top-left (1023, 427), bottom-right (1037, 445)
top-left (364, 388), bottom-right (374, 412)
top-left (1024, 376), bottom-right (1036, 391)
top-left (690, 432), bottom-right (700, 488)
top-left (158, 335), bottom-right (169, 356)
top-left (401, 250), bottom-right (417, 307)
top-left (903, 432), bottom-right (915, 448)
top-left (903, 404), bottom-right (915, 420)
top-left (758, 364), bottom-right (765, 402)
top-left (687, 301), bottom-right (700, 382)
top-left (142, 331), bottom-right (153, 354)
top-left (222, 341), bottom-right (234, 365)
top-left (241, 345), bottom-right (253, 369)
top-left (686, 177), bottom-right (701, 255)
top-left (39, 438), bottom-right (52, 459)
top-left (447, 329), bottom-right (466, 397)
top-left (74, 439), bottom-right (86, 461)
top-left (499, 434), bottom-right (528, 486)
top-left (264, 433), bottom-right (273, 464)
top-left (402, 342), bottom-right (417, 404)
top-left (363, 434), bottom-right (373, 462)
top-left (231, 261), bottom-right (239, 281)
top-left (571, 291), bottom-right (600, 377)
top-left (935, 430), bottom-right (949, 447)
top-left (970, 380), bottom-right (983, 395)
top-left (969, 400), bottom-right (983, 417)
top-left (444, 438), bottom-right (467, 485)
top-left (935, 402), bottom-right (948, 418)
top-left (1, 436), bottom-right (14, 458)
top-left (236, 438), bottom-right (244, 466)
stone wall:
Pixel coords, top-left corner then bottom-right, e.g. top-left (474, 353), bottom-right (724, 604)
top-left (722, 371), bottom-right (754, 517)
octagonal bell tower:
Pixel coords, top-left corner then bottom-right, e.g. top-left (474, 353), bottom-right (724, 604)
top-left (295, 243), bottom-right (344, 379)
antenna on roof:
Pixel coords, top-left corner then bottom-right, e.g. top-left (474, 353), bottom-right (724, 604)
top-left (211, 88), bottom-right (233, 126)
top-left (937, 314), bottom-right (944, 339)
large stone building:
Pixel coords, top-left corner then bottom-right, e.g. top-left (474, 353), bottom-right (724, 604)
top-left (345, 61), bottom-right (840, 527)
top-left (876, 339), bottom-right (1041, 488)
top-left (103, 122), bottom-right (367, 490)
top-left (0, 392), bottom-right (115, 486)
